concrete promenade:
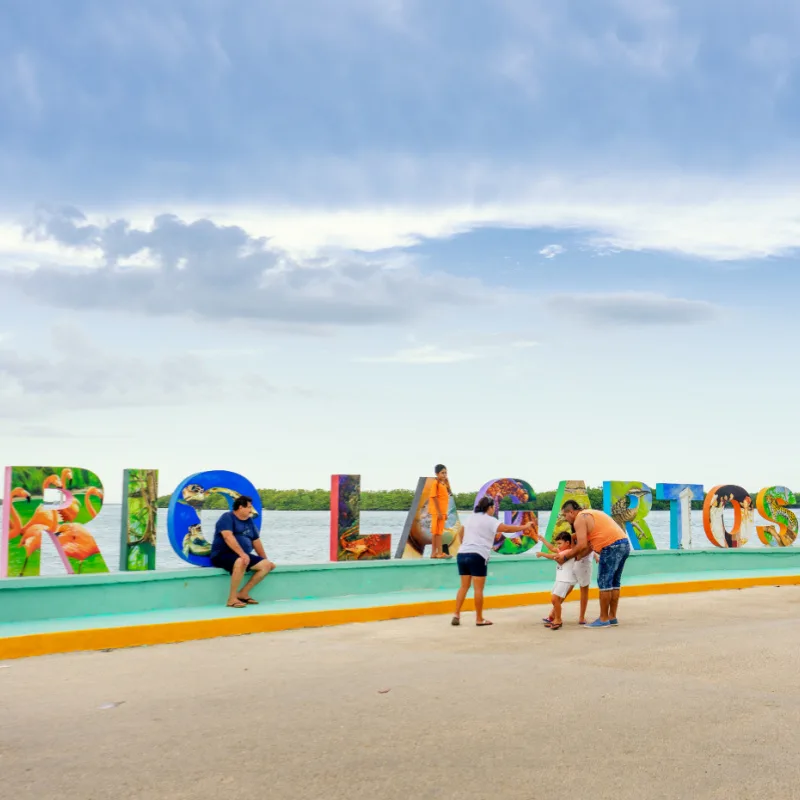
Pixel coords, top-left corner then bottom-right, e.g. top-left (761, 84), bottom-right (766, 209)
top-left (2, 586), bottom-right (800, 799)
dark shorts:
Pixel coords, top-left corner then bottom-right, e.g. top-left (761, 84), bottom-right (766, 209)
top-left (211, 552), bottom-right (264, 574)
top-left (597, 538), bottom-right (631, 591)
top-left (457, 552), bottom-right (488, 578)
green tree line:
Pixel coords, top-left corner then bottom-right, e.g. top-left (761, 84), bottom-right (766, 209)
top-left (152, 487), bottom-right (789, 512)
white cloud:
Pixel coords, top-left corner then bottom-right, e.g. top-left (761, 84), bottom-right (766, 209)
top-left (6, 166), bottom-right (800, 282)
top-left (545, 292), bottom-right (719, 326)
top-left (14, 164), bottom-right (799, 262)
top-left (1, 206), bottom-right (490, 329)
top-left (539, 244), bottom-right (565, 259)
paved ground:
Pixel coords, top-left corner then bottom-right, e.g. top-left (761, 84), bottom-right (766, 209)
top-left (2, 586), bottom-right (800, 799)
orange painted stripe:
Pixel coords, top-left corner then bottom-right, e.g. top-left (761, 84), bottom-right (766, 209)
top-left (2, 573), bottom-right (799, 660)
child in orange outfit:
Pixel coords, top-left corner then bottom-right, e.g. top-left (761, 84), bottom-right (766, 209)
top-left (429, 464), bottom-right (452, 559)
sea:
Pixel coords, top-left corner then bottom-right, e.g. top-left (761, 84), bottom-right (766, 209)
top-left (30, 506), bottom-right (788, 575)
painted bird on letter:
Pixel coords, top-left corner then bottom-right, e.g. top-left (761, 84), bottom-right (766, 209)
top-left (56, 523), bottom-right (101, 573)
top-left (610, 487), bottom-right (650, 542)
top-left (60, 486), bottom-right (104, 523)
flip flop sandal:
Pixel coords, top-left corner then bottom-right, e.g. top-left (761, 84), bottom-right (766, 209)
top-left (238, 598), bottom-right (259, 605)
top-left (227, 601), bottom-right (247, 609)
top-left (579, 621), bottom-right (587, 626)
top-left (451, 616), bottom-right (460, 626)
top-left (542, 617), bottom-right (553, 624)
top-left (549, 623), bottom-right (563, 631)
top-left (476, 620), bottom-right (494, 627)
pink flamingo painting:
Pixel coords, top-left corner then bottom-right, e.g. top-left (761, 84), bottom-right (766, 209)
top-left (8, 487), bottom-right (32, 539)
top-left (16, 524), bottom-right (56, 577)
top-left (59, 486), bottom-right (103, 523)
top-left (56, 523), bottom-right (103, 573)
top-left (21, 474), bottom-right (62, 532)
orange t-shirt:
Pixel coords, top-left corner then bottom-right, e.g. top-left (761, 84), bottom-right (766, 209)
top-left (428, 480), bottom-right (449, 517)
top-left (578, 509), bottom-right (627, 553)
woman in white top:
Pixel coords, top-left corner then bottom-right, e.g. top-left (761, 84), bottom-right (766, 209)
top-left (452, 495), bottom-right (537, 627)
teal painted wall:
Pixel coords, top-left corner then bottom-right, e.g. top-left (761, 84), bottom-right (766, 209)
top-left (0, 549), bottom-right (798, 625)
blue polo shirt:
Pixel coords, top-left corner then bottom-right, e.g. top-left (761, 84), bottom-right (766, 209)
top-left (210, 511), bottom-right (260, 559)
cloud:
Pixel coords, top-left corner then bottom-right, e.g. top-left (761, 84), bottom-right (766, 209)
top-left (545, 292), bottom-right (719, 326)
top-left (3, 206), bottom-right (489, 328)
top-left (4, 4), bottom-right (800, 265)
top-left (356, 337), bottom-right (539, 364)
top-left (539, 244), bottom-right (565, 259)
top-left (0, 321), bottom-right (280, 419)
top-left (19, 160), bottom-right (800, 262)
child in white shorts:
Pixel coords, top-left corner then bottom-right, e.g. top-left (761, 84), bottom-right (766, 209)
top-left (537, 530), bottom-right (595, 628)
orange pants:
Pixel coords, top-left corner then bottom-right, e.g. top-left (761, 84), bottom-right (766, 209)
top-left (430, 514), bottom-right (446, 536)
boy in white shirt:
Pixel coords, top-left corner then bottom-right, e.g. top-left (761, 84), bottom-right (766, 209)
top-left (537, 529), bottom-right (595, 629)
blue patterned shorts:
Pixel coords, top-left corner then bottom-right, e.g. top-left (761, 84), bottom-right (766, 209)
top-left (597, 538), bottom-right (631, 591)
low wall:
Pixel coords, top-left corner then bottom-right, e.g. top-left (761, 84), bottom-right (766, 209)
top-left (2, 549), bottom-right (799, 626)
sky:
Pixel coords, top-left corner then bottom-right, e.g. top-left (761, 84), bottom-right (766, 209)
top-left (1, 0), bottom-right (799, 502)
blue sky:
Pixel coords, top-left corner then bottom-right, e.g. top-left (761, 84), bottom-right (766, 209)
top-left (1, 0), bottom-right (799, 500)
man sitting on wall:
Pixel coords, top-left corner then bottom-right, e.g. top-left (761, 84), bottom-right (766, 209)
top-left (210, 495), bottom-right (276, 608)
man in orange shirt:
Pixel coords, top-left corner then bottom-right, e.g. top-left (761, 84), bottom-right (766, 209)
top-left (429, 464), bottom-right (452, 559)
top-left (557, 500), bottom-right (631, 628)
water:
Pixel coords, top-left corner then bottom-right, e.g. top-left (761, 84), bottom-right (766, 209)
top-left (32, 506), bottom-right (788, 576)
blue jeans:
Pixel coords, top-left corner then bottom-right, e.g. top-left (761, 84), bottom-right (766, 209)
top-left (597, 539), bottom-right (631, 591)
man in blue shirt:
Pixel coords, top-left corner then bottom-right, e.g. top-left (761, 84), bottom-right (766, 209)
top-left (210, 495), bottom-right (275, 608)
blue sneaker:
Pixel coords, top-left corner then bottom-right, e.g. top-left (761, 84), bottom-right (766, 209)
top-left (609, 618), bottom-right (618, 626)
top-left (586, 619), bottom-right (611, 629)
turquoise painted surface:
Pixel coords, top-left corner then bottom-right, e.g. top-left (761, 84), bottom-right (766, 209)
top-left (4, 564), bottom-right (800, 642)
top-left (1, 549), bottom-right (799, 627)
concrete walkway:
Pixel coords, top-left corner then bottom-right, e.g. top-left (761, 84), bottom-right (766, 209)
top-left (2, 586), bottom-right (799, 799)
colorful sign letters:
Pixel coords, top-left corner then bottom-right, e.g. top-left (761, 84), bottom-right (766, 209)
top-left (656, 484), bottom-right (705, 550)
top-left (1, 465), bottom-right (798, 581)
top-left (330, 475), bottom-right (391, 561)
top-left (395, 477), bottom-right (463, 559)
top-left (702, 485), bottom-right (754, 549)
top-left (166, 470), bottom-right (262, 568)
top-left (755, 486), bottom-right (798, 547)
top-left (603, 481), bottom-right (656, 550)
top-left (474, 477), bottom-right (538, 555)
top-left (1, 466), bottom-right (108, 577)
top-left (121, 469), bottom-right (159, 571)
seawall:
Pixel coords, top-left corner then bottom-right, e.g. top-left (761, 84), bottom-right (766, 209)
top-left (1, 549), bottom-right (799, 659)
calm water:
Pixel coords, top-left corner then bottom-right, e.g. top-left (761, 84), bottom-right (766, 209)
top-left (31, 506), bottom-right (787, 576)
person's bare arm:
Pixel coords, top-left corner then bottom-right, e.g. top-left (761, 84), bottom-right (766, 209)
top-left (497, 521), bottom-right (536, 534)
top-left (536, 550), bottom-right (558, 560)
top-left (221, 529), bottom-right (249, 564)
top-left (557, 516), bottom-right (591, 562)
top-left (538, 537), bottom-right (558, 553)
top-left (253, 538), bottom-right (267, 559)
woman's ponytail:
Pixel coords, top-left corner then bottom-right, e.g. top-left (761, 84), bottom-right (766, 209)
top-left (474, 496), bottom-right (495, 514)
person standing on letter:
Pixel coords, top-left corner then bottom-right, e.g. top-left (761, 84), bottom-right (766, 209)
top-left (558, 501), bottom-right (630, 628)
top-left (429, 464), bottom-right (452, 559)
top-left (210, 495), bottom-right (276, 608)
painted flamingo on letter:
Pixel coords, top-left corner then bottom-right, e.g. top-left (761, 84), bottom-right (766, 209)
top-left (56, 523), bottom-right (107, 573)
top-left (17, 523), bottom-right (55, 577)
top-left (60, 485), bottom-right (103, 523)
top-left (8, 487), bottom-right (32, 539)
top-left (22, 474), bottom-right (62, 532)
